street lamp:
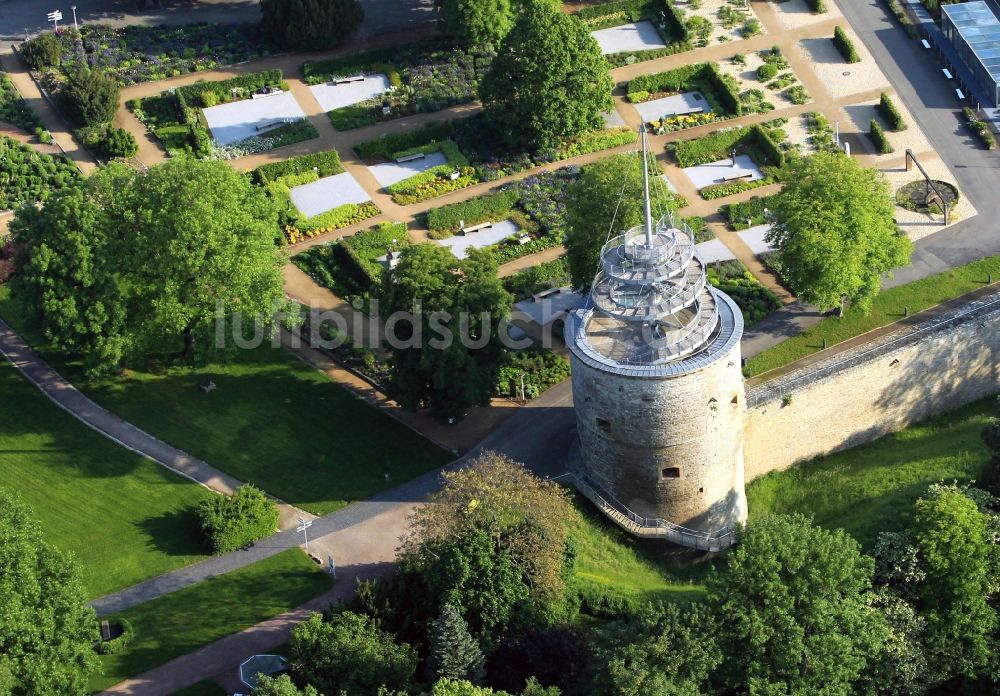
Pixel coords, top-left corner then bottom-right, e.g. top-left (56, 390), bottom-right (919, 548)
top-left (71, 6), bottom-right (78, 32)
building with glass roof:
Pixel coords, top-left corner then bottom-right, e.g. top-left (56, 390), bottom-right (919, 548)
top-left (942, 1), bottom-right (1000, 107)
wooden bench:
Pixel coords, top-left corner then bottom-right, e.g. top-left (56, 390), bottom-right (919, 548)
top-left (334, 75), bottom-right (366, 85)
top-left (721, 171), bottom-right (753, 182)
top-left (462, 221), bottom-right (493, 234)
top-left (395, 152), bottom-right (426, 163)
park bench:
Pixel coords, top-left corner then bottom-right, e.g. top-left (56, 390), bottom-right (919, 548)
top-left (956, 88), bottom-right (966, 100)
top-left (533, 287), bottom-right (563, 302)
top-left (334, 75), bottom-right (366, 85)
top-left (921, 39), bottom-right (931, 49)
top-left (462, 221), bottom-right (493, 234)
top-left (721, 171), bottom-right (753, 182)
top-left (255, 120), bottom-right (286, 132)
top-left (671, 105), bottom-right (705, 117)
top-left (516, 233), bottom-right (532, 245)
top-left (396, 152), bottom-right (426, 163)
top-left (200, 380), bottom-right (217, 394)
top-left (943, 68), bottom-right (953, 80)
top-left (251, 86), bottom-right (283, 99)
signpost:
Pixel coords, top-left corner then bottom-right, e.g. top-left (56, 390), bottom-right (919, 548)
top-left (296, 517), bottom-right (313, 553)
top-left (327, 555), bottom-right (336, 579)
top-left (47, 10), bottom-right (62, 30)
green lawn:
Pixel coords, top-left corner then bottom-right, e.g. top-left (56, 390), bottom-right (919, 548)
top-left (570, 494), bottom-right (709, 610)
top-left (746, 399), bottom-right (994, 548)
top-left (90, 549), bottom-right (332, 692)
top-left (0, 360), bottom-right (212, 599)
top-left (748, 254), bottom-right (1000, 375)
top-left (0, 287), bottom-right (451, 515)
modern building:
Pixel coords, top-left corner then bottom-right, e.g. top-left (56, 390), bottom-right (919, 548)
top-left (565, 131), bottom-right (747, 552)
top-left (942, 1), bottom-right (1000, 107)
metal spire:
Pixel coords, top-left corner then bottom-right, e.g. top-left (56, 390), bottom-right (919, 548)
top-left (640, 126), bottom-right (654, 246)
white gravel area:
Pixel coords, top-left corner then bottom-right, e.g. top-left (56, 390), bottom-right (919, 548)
top-left (436, 220), bottom-right (521, 260)
top-left (591, 21), bottom-right (666, 54)
top-left (680, 0), bottom-right (766, 44)
top-left (877, 156), bottom-right (977, 242)
top-left (840, 96), bottom-right (934, 157)
top-left (800, 34), bottom-right (889, 100)
top-left (289, 172), bottom-right (371, 219)
top-left (601, 109), bottom-right (626, 127)
top-left (661, 173), bottom-right (678, 193)
top-left (737, 224), bottom-right (776, 255)
top-left (696, 238), bottom-right (736, 263)
top-left (717, 50), bottom-right (811, 108)
top-left (682, 155), bottom-right (763, 190)
top-left (368, 151), bottom-right (448, 188)
top-left (780, 113), bottom-right (816, 154)
top-left (771, 0), bottom-right (842, 30)
top-left (203, 91), bottom-right (307, 146)
top-left (309, 74), bottom-right (391, 113)
top-left (633, 91), bottom-right (709, 123)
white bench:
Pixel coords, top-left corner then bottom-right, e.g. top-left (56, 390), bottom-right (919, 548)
top-left (256, 120), bottom-right (286, 132)
top-left (721, 171), bottom-right (753, 182)
top-left (251, 88), bottom-right (283, 99)
top-left (943, 68), bottom-right (953, 79)
top-left (395, 152), bottom-right (426, 163)
top-left (462, 221), bottom-right (493, 234)
top-left (956, 88), bottom-right (966, 100)
top-left (334, 75), bottom-right (366, 85)
top-left (921, 39), bottom-right (931, 49)
top-left (669, 106), bottom-right (705, 117)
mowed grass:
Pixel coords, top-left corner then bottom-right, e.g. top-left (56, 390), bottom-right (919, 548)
top-left (0, 360), bottom-right (212, 599)
top-left (0, 287), bottom-right (451, 515)
top-left (570, 494), bottom-right (709, 607)
top-left (90, 549), bottom-right (331, 692)
top-left (748, 254), bottom-right (1000, 375)
top-left (746, 398), bottom-right (994, 548)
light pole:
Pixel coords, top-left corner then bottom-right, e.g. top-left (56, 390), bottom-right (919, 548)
top-left (296, 516), bottom-right (313, 554)
top-left (71, 6), bottom-right (78, 32)
top-left (834, 120), bottom-right (840, 147)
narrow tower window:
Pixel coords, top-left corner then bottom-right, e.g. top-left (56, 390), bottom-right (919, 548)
top-left (662, 467), bottom-right (681, 478)
top-left (596, 418), bottom-right (612, 433)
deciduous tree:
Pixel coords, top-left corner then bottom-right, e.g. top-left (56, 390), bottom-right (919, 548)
top-left (253, 674), bottom-right (320, 696)
top-left (479, 2), bottom-right (612, 152)
top-left (766, 152), bottom-right (911, 313)
top-left (438, 0), bottom-right (513, 47)
top-left (0, 489), bottom-right (98, 694)
top-left (260, 0), bottom-right (364, 50)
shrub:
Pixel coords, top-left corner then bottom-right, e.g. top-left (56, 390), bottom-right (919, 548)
top-left (876, 92), bottom-right (907, 131)
top-left (502, 258), bottom-right (570, 300)
top-left (261, 0), bottom-right (364, 51)
top-left (833, 26), bottom-right (860, 63)
top-left (19, 32), bottom-right (62, 69)
top-left (354, 122), bottom-right (454, 161)
top-left (868, 119), bottom-right (893, 154)
top-left (62, 69), bottom-right (120, 127)
top-left (75, 124), bottom-right (138, 159)
top-left (427, 189), bottom-right (520, 235)
top-left (175, 69), bottom-right (284, 109)
top-left (254, 149), bottom-right (343, 184)
top-left (197, 484), bottom-right (280, 555)
top-left (722, 194), bottom-right (777, 230)
top-left (496, 349), bottom-right (571, 399)
top-left (961, 107), bottom-right (996, 149)
top-left (707, 262), bottom-right (780, 324)
top-left (807, 0), bottom-right (826, 10)
top-left (757, 63), bottom-right (778, 81)
top-left (95, 620), bottom-right (134, 655)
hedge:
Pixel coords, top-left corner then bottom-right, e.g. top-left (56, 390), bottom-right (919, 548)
top-left (354, 122), bottom-right (454, 161)
top-left (427, 189), bottom-right (520, 235)
top-left (254, 149), bottom-right (344, 184)
top-left (699, 176), bottom-right (776, 200)
top-left (197, 484), bottom-right (280, 555)
top-left (806, 0), bottom-right (826, 11)
top-left (502, 257), bottom-right (570, 300)
top-left (333, 222), bottom-right (407, 289)
top-left (876, 92), bottom-right (907, 131)
top-left (302, 43), bottom-right (413, 83)
top-left (672, 124), bottom-right (782, 169)
top-left (176, 69), bottom-right (285, 109)
top-left (962, 107), bottom-right (997, 149)
top-left (722, 194), bottom-right (777, 230)
top-left (868, 119), bottom-right (893, 154)
top-left (627, 63), bottom-right (740, 116)
top-left (95, 619), bottom-right (134, 655)
top-left (833, 26), bottom-right (860, 64)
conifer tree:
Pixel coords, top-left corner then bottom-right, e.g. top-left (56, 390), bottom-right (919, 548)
top-left (427, 604), bottom-right (487, 684)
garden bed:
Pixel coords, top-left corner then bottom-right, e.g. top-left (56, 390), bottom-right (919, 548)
top-left (127, 70), bottom-right (317, 159)
top-left (495, 349), bottom-right (571, 400)
top-left (0, 71), bottom-right (43, 135)
top-left (707, 259), bottom-right (780, 324)
top-left (0, 135), bottom-right (81, 211)
top-left (302, 41), bottom-right (495, 131)
top-left (722, 193), bottom-right (778, 230)
top-left (502, 257), bottom-right (572, 301)
top-left (670, 123), bottom-right (785, 199)
top-left (577, 0), bottom-right (692, 67)
top-left (293, 222), bottom-right (409, 301)
top-left (627, 62), bottom-right (751, 132)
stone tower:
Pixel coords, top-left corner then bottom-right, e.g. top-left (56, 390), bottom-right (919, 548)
top-left (565, 130), bottom-right (747, 551)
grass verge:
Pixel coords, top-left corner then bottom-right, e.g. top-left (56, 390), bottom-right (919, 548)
top-left (0, 287), bottom-right (451, 515)
top-left (0, 360), bottom-right (211, 599)
top-left (90, 549), bottom-right (331, 692)
top-left (746, 398), bottom-right (993, 548)
top-left (748, 255), bottom-right (1000, 376)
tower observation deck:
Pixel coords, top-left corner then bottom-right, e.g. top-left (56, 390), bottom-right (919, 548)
top-left (565, 129), bottom-right (747, 550)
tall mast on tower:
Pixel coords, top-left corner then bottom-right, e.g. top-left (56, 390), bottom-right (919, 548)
top-left (641, 126), bottom-right (654, 246)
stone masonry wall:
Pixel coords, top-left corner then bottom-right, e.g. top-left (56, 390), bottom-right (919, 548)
top-left (743, 293), bottom-right (1000, 481)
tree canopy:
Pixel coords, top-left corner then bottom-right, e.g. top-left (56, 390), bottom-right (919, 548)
top-left (710, 513), bottom-right (887, 694)
top-left (427, 604), bottom-right (487, 684)
top-left (62, 68), bottom-right (120, 127)
top-left (479, 1), bottom-right (612, 152)
top-left (11, 159), bottom-right (289, 373)
top-left (260, 0), bottom-right (365, 50)
top-left (438, 0), bottom-right (514, 47)
top-left (0, 489), bottom-right (98, 694)
top-left (766, 152), bottom-right (912, 313)
top-left (380, 244), bottom-right (511, 419)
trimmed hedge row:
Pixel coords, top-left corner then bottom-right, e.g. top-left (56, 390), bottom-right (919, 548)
top-left (833, 26), bottom-right (860, 64)
top-left (427, 189), bottom-right (520, 235)
top-left (354, 122), bottom-right (454, 161)
top-left (672, 124), bottom-right (783, 169)
top-left (301, 43), bottom-right (405, 84)
top-left (868, 119), bottom-right (893, 154)
top-left (334, 222), bottom-right (407, 290)
top-left (628, 63), bottom-right (741, 116)
top-left (876, 93), bottom-right (907, 131)
top-left (806, 0), bottom-right (826, 11)
top-left (254, 149), bottom-right (344, 184)
top-left (197, 484), bottom-right (279, 555)
top-left (176, 69), bottom-right (284, 109)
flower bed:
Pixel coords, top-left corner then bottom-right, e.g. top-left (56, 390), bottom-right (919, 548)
top-left (671, 123), bottom-right (785, 168)
top-left (699, 176), bottom-right (776, 200)
top-left (707, 260), bottom-right (780, 324)
top-left (0, 135), bottom-right (81, 210)
top-left (577, 0), bottom-right (691, 67)
top-left (31, 23), bottom-right (279, 86)
top-left (253, 149), bottom-right (344, 185)
top-left (0, 72), bottom-right (42, 133)
top-left (427, 189), bottom-right (521, 237)
top-left (303, 41), bottom-right (495, 130)
top-left (293, 222), bottom-right (408, 298)
top-left (722, 194), bottom-right (778, 230)
top-left (627, 62), bottom-right (742, 117)
top-left (496, 349), bottom-right (571, 400)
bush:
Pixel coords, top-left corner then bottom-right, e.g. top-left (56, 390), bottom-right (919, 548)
top-left (427, 189), bottom-right (519, 235)
top-left (961, 107), bottom-right (996, 149)
top-left (176, 69), bottom-right (284, 109)
top-left (197, 484), bottom-right (280, 555)
top-left (261, 0), bottom-right (364, 51)
top-left (757, 63), bottom-right (778, 81)
top-left (254, 149), bottom-right (343, 184)
top-left (807, 0), bottom-right (826, 10)
top-left (62, 69), bottom-right (120, 127)
top-left (502, 258), bottom-right (570, 300)
top-left (627, 62), bottom-right (741, 117)
top-left (19, 32), bottom-right (62, 69)
top-left (496, 349), bottom-right (571, 399)
top-left (722, 194), bottom-right (777, 230)
top-left (708, 262), bottom-right (780, 324)
top-left (833, 26), bottom-right (860, 63)
top-left (868, 119), bottom-right (893, 154)
top-left (876, 92), bottom-right (907, 131)
top-left (75, 124), bottom-right (138, 159)
top-left (0, 73), bottom-right (42, 133)
top-left (354, 122), bottom-right (454, 161)
top-left (95, 619), bottom-right (134, 655)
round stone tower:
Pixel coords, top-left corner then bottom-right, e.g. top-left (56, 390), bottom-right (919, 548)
top-left (565, 132), bottom-right (747, 550)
